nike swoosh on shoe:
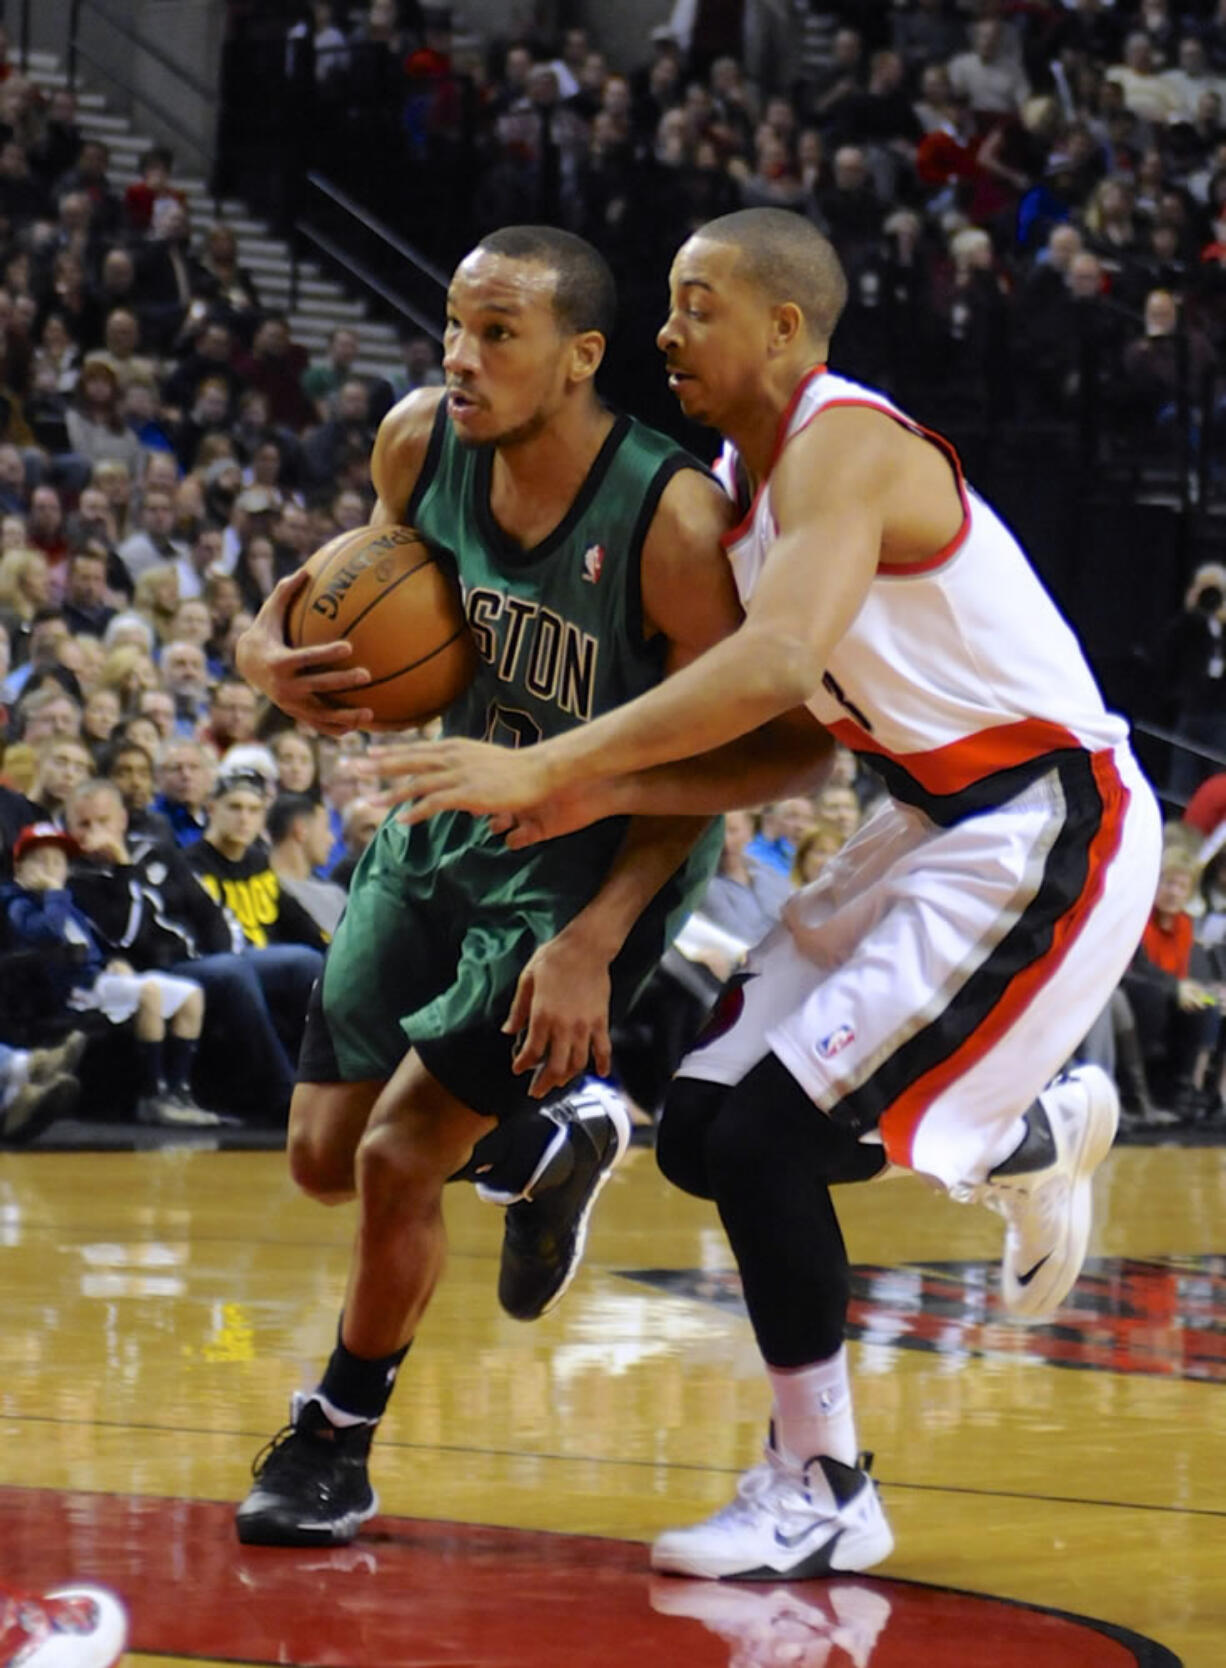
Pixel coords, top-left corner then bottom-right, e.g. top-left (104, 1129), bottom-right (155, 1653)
top-left (774, 1523), bottom-right (842, 1554)
top-left (1016, 1254), bottom-right (1051, 1287)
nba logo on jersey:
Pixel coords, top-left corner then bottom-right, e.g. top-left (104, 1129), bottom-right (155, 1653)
top-left (817, 1023), bottom-right (856, 1060)
top-left (582, 544), bottom-right (605, 584)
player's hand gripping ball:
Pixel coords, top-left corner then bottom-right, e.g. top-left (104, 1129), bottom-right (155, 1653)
top-left (285, 524), bottom-right (477, 728)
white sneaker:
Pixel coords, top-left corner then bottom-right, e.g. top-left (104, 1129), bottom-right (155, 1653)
top-left (651, 1448), bottom-right (893, 1582)
top-left (0, 1583), bottom-right (129, 1667)
top-left (650, 1577), bottom-right (893, 1667)
top-left (981, 1064), bottom-right (1119, 1319)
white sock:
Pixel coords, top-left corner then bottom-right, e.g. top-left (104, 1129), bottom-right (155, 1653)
top-left (768, 1347), bottom-right (857, 1469)
top-left (981, 1113), bottom-right (1029, 1178)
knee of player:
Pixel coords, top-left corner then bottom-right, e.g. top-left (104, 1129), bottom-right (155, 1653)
top-left (288, 1125), bottom-right (356, 1203)
top-left (704, 1100), bottom-right (774, 1199)
top-left (656, 1082), bottom-right (721, 1200)
top-left (356, 1117), bottom-right (451, 1203)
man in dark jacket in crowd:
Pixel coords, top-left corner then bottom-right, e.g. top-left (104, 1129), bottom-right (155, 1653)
top-left (64, 777), bottom-right (316, 1122)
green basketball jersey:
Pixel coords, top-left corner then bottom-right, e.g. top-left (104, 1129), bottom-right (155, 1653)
top-left (337, 401), bottom-right (723, 1049)
top-left (410, 404), bottom-right (695, 746)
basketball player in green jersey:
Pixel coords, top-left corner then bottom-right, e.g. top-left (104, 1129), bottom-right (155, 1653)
top-left (232, 227), bottom-right (830, 1547)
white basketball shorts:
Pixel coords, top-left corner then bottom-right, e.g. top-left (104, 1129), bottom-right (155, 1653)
top-left (677, 743), bottom-right (1161, 1192)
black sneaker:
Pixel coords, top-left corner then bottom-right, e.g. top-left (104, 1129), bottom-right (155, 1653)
top-left (497, 1081), bottom-right (631, 1322)
top-left (235, 1394), bottom-right (378, 1547)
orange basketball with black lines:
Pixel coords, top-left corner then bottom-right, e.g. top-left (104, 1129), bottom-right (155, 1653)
top-left (286, 524), bottom-right (476, 729)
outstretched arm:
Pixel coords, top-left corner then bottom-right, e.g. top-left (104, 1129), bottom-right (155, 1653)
top-left (493, 708), bottom-right (834, 848)
top-left (373, 407), bottom-right (885, 821)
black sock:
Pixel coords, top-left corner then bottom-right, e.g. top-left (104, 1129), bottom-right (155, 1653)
top-left (449, 1113), bottom-right (574, 1193)
top-left (163, 1034), bottom-right (198, 1094)
top-left (136, 1038), bottom-right (162, 1099)
top-left (318, 1322), bottom-right (411, 1422)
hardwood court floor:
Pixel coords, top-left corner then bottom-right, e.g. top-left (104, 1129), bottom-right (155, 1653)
top-left (1, 1136), bottom-right (1223, 1666)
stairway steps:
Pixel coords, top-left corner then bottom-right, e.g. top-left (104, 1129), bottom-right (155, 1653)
top-left (293, 321), bottom-right (398, 347)
top-left (75, 111), bottom-right (135, 136)
top-left (257, 275), bottom-right (347, 301)
top-left (94, 130), bottom-right (156, 152)
top-left (194, 215), bottom-right (270, 239)
top-left (29, 46), bottom-right (411, 358)
top-left (294, 295), bottom-right (365, 320)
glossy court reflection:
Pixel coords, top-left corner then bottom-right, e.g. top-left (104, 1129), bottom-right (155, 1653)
top-left (1, 1141), bottom-right (1222, 1666)
top-left (1, 1489), bottom-right (1179, 1666)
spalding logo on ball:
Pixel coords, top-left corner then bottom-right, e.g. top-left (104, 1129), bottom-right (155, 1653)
top-left (286, 525), bottom-right (477, 728)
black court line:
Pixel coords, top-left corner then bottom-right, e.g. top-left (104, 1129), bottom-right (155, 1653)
top-left (4, 1422), bottom-right (1225, 1525)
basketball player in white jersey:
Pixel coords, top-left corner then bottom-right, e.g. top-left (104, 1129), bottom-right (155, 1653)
top-left (376, 209), bottom-right (1163, 1580)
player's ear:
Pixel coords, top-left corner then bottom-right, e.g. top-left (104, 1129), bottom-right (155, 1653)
top-left (568, 329), bottom-right (606, 384)
top-left (770, 301), bottom-right (805, 354)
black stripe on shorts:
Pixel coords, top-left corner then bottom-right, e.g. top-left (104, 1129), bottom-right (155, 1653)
top-left (827, 749), bottom-right (1105, 1138)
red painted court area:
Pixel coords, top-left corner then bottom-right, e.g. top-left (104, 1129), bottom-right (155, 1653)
top-left (4, 1488), bottom-right (1179, 1666)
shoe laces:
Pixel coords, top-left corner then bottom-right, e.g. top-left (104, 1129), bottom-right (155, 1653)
top-left (981, 1168), bottom-right (1067, 1243)
top-left (250, 1398), bottom-right (350, 1485)
top-left (707, 1449), bottom-right (830, 1531)
top-left (249, 1419), bottom-right (313, 1485)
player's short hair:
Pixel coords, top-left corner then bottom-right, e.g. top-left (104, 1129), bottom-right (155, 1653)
top-left (475, 225), bottom-right (616, 342)
top-left (695, 208), bottom-right (849, 342)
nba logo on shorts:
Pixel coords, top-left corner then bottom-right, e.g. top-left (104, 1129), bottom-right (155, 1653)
top-left (582, 544), bottom-right (605, 584)
top-left (817, 1023), bottom-right (856, 1060)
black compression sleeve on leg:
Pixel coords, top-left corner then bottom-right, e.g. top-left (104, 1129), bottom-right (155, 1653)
top-left (705, 1052), bottom-right (886, 1368)
top-left (656, 1075), bottom-right (730, 1200)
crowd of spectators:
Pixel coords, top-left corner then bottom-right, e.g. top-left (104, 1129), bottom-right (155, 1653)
top-left (267, 0), bottom-right (1226, 463)
top-left (0, 15), bottom-right (459, 1136)
top-left (8, 0), bottom-right (1226, 1137)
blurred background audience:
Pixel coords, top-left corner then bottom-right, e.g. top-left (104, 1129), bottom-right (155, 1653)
top-left (7, 0), bottom-right (1226, 1135)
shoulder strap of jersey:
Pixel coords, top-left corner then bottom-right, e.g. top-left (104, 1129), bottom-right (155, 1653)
top-left (404, 396), bottom-right (450, 524)
top-left (623, 424), bottom-right (712, 644)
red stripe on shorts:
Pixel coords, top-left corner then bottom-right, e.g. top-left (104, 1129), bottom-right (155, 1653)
top-left (877, 747), bottom-right (1130, 1169)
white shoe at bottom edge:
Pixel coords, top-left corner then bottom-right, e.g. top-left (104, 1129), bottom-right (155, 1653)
top-left (651, 1449), bottom-right (893, 1582)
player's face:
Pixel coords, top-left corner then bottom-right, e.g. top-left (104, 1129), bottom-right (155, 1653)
top-left (658, 237), bottom-right (776, 429)
top-left (442, 252), bottom-right (575, 449)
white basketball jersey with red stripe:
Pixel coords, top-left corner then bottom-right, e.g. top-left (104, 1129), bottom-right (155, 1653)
top-left (714, 367), bottom-right (1127, 818)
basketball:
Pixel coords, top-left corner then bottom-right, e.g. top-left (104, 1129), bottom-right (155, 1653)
top-left (285, 524), bottom-right (477, 728)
